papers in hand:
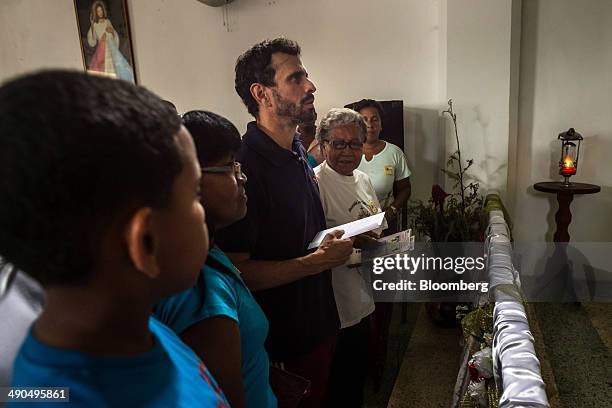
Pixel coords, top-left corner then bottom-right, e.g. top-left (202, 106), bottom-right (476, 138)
top-left (346, 229), bottom-right (415, 267)
top-left (307, 212), bottom-right (386, 250)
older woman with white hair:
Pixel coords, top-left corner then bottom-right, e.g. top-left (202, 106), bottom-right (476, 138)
top-left (314, 107), bottom-right (386, 407)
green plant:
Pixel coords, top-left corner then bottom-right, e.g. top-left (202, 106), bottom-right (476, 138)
top-left (408, 100), bottom-right (484, 242)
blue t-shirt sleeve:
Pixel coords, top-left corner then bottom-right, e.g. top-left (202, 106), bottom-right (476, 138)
top-left (199, 269), bottom-right (239, 322)
top-left (153, 268), bottom-right (239, 334)
top-left (153, 281), bottom-right (204, 334)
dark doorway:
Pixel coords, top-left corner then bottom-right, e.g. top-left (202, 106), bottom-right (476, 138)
top-left (345, 99), bottom-right (404, 151)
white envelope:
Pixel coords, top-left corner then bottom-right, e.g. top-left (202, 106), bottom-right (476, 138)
top-left (307, 212), bottom-right (386, 250)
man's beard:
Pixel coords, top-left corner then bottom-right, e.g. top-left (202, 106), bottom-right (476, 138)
top-left (272, 89), bottom-right (316, 125)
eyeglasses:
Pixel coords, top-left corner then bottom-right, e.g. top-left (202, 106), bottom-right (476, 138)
top-left (201, 162), bottom-right (247, 181)
top-left (325, 140), bottom-right (364, 151)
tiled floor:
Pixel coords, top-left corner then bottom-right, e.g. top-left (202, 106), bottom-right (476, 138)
top-left (362, 303), bottom-right (461, 408)
top-left (535, 303), bottom-right (612, 408)
top-left (385, 304), bottom-right (461, 408)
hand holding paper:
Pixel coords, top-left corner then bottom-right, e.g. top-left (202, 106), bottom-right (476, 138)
top-left (302, 229), bottom-right (353, 272)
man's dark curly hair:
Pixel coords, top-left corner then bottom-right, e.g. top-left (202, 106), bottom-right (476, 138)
top-left (347, 99), bottom-right (385, 120)
top-left (0, 70), bottom-right (183, 286)
top-left (235, 38), bottom-right (301, 117)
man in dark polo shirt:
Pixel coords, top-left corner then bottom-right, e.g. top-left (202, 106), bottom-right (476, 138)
top-left (216, 38), bottom-right (353, 407)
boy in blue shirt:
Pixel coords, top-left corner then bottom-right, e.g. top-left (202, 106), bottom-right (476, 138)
top-left (0, 71), bottom-right (228, 407)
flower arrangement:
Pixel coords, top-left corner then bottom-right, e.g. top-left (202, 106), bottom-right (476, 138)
top-left (408, 100), bottom-right (484, 242)
top-left (459, 304), bottom-right (498, 408)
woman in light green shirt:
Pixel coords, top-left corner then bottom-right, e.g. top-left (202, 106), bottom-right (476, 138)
top-left (353, 99), bottom-right (412, 228)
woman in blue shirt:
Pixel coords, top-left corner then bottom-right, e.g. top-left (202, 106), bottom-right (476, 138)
top-left (155, 111), bottom-right (276, 408)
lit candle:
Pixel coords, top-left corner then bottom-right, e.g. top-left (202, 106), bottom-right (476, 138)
top-left (561, 156), bottom-right (576, 175)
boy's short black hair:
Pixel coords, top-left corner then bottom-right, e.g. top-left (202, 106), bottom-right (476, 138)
top-left (0, 70), bottom-right (182, 286)
top-left (235, 38), bottom-right (301, 117)
top-left (347, 99), bottom-right (385, 120)
top-left (182, 110), bottom-right (241, 165)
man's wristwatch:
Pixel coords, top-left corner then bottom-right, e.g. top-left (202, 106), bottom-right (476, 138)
top-left (388, 205), bottom-right (399, 216)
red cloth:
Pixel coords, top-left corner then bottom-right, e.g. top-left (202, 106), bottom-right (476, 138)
top-left (88, 34), bottom-right (106, 73)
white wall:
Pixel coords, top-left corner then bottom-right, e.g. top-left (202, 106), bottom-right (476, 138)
top-left (445, 0), bottom-right (515, 198)
top-left (130, 0), bottom-right (447, 202)
top-left (0, 0), bottom-right (83, 75)
top-left (0, 0), bottom-right (447, 203)
top-left (4, 0), bottom-right (608, 244)
top-left (512, 0), bottom-right (612, 242)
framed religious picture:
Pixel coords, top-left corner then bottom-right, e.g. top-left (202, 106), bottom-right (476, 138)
top-left (73, 0), bottom-right (137, 83)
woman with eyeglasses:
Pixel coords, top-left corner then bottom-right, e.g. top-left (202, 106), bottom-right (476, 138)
top-left (314, 108), bottom-right (386, 407)
top-left (154, 111), bottom-right (276, 408)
